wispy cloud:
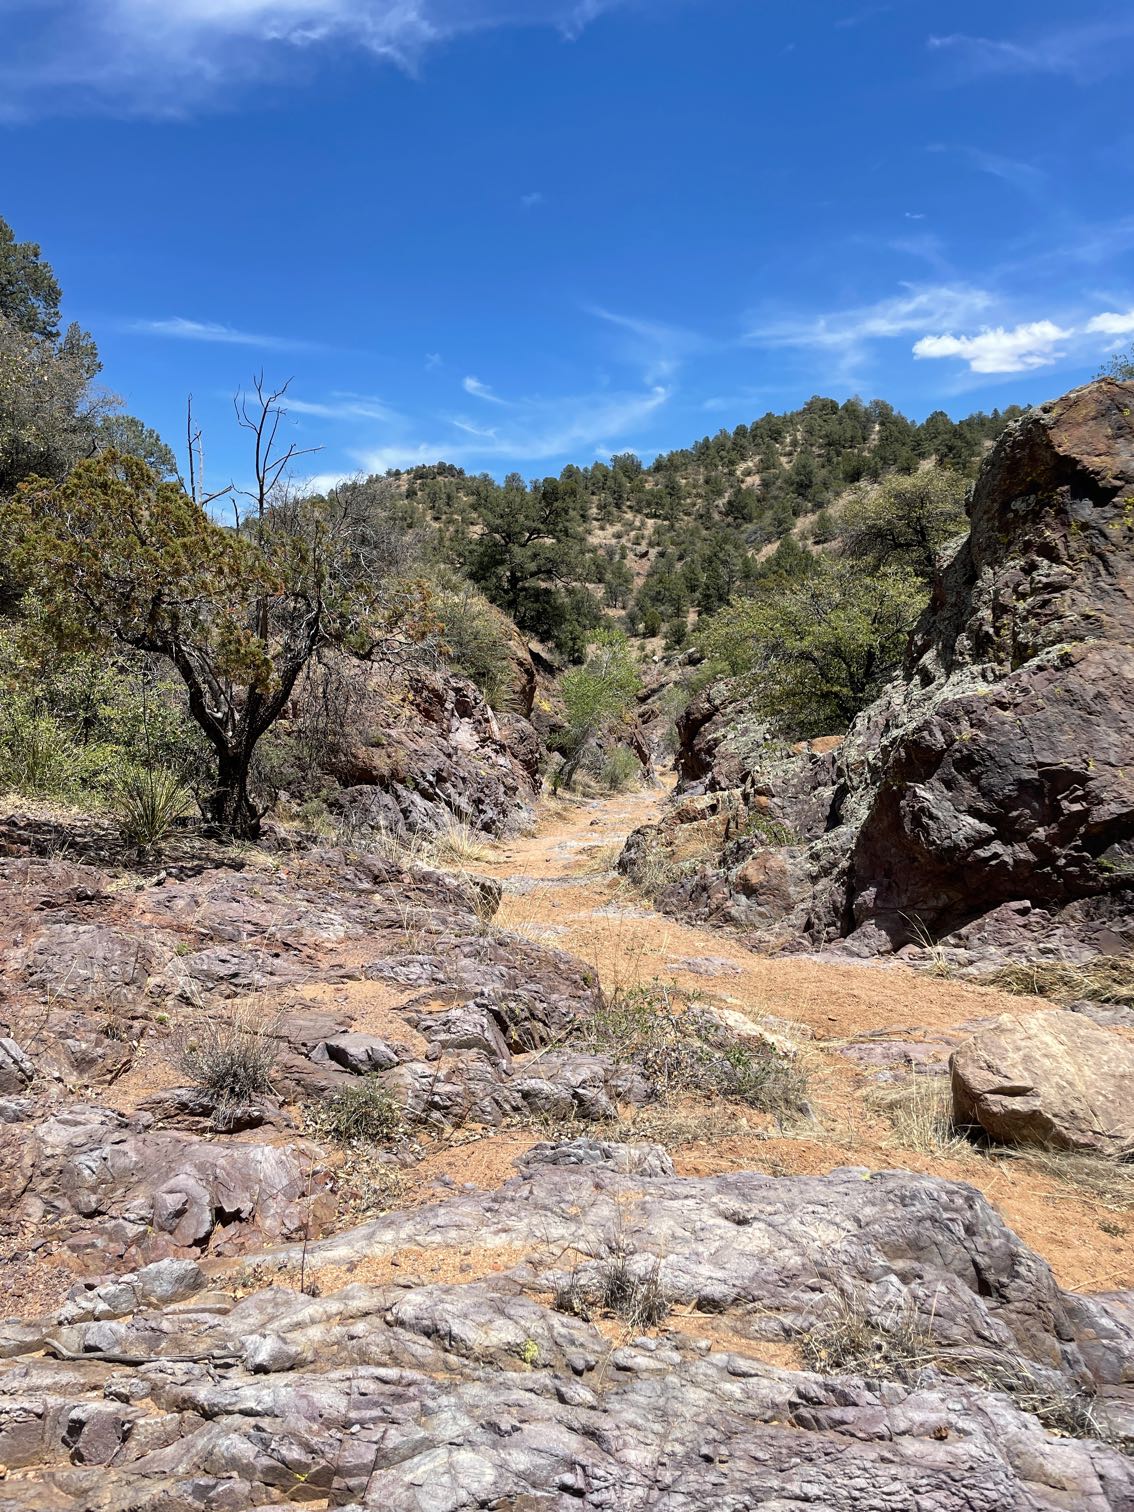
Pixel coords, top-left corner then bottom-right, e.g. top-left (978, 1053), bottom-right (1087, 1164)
top-left (286, 392), bottom-right (403, 423)
top-left (0, 0), bottom-right (653, 118)
top-left (424, 352), bottom-right (443, 370)
top-left (462, 374), bottom-right (509, 405)
top-left (929, 21), bottom-right (1134, 86)
top-left (586, 303), bottom-right (708, 383)
top-left (355, 382), bottom-right (671, 472)
top-left (520, 191), bottom-right (545, 208)
top-left (745, 283), bottom-right (995, 363)
top-left (130, 315), bottom-right (307, 350)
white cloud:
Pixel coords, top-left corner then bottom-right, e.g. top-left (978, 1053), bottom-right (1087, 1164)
top-left (424, 352), bottom-right (443, 369)
top-left (131, 315), bottom-right (305, 349)
top-left (520, 191), bottom-right (544, 208)
top-left (913, 319), bottom-right (1072, 374)
top-left (1086, 310), bottom-right (1134, 337)
top-left (586, 303), bottom-right (707, 383)
top-left (0, 0), bottom-right (649, 116)
top-left (462, 374), bottom-right (508, 404)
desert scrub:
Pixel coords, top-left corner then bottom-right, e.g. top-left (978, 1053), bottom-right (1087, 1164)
top-left (170, 1008), bottom-right (280, 1110)
top-left (583, 982), bottom-right (808, 1119)
top-left (305, 1076), bottom-right (405, 1147)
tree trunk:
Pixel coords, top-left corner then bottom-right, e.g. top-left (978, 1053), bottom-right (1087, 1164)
top-left (206, 750), bottom-right (261, 840)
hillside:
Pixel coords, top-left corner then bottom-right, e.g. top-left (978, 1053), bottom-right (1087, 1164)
top-left (386, 396), bottom-right (1024, 655)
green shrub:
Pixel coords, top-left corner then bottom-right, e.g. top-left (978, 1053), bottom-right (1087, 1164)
top-left (432, 575), bottom-right (514, 705)
top-left (598, 746), bottom-right (640, 792)
top-left (699, 560), bottom-right (924, 739)
top-left (584, 983), bottom-right (809, 1119)
top-left (115, 764), bottom-right (192, 850)
top-left (554, 630), bottom-right (641, 790)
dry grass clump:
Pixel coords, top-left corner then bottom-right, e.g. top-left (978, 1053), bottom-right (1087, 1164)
top-left (801, 1287), bottom-right (937, 1380)
top-left (802, 1286), bottom-right (1130, 1449)
top-left (304, 1075), bottom-right (406, 1147)
top-left (169, 1007), bottom-right (280, 1110)
top-left (995, 1147), bottom-right (1134, 1212)
top-left (427, 815), bottom-right (496, 866)
top-left (872, 1075), bottom-right (971, 1157)
top-left (582, 982), bottom-right (809, 1121)
top-left (984, 954), bottom-right (1134, 1008)
top-left (555, 1247), bottom-right (670, 1330)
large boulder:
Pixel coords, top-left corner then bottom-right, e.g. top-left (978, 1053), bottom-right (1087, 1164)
top-left (951, 1010), bottom-right (1134, 1155)
top-left (623, 378), bottom-right (1134, 959)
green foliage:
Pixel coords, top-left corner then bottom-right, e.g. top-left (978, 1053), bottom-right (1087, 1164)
top-left (0, 215), bottom-right (62, 340)
top-left (114, 764), bottom-right (192, 850)
top-left (94, 412), bottom-right (179, 478)
top-left (0, 314), bottom-right (108, 495)
top-left (585, 983), bottom-right (809, 1117)
top-left (0, 617), bottom-right (207, 804)
top-left (700, 560), bottom-right (925, 738)
top-left (556, 629), bottom-right (641, 789)
top-left (1099, 345), bottom-right (1134, 381)
top-left (4, 445), bottom-right (435, 836)
top-left (598, 746), bottom-right (640, 792)
top-left (837, 468), bottom-right (970, 580)
top-left (430, 572), bottom-right (514, 704)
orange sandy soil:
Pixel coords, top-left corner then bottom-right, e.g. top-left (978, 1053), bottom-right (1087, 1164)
top-left (458, 779), bottom-right (1131, 1297)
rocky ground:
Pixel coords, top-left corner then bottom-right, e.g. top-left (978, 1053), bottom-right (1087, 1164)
top-left (1, 782), bottom-right (1133, 1509)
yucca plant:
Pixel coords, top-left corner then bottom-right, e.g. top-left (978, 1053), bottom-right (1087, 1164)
top-left (115, 763), bottom-right (191, 849)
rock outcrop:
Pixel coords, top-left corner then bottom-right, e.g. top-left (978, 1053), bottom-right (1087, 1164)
top-left (0, 835), bottom-right (648, 1272)
top-left (0, 1162), bottom-right (1131, 1509)
top-left (321, 660), bottom-right (544, 838)
top-left (951, 1010), bottom-right (1134, 1155)
top-left (622, 379), bottom-right (1134, 962)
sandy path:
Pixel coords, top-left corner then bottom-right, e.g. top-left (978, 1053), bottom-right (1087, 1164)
top-left (469, 780), bottom-right (1132, 1295)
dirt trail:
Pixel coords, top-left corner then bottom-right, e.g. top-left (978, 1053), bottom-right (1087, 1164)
top-left (471, 779), bottom-right (1132, 1295)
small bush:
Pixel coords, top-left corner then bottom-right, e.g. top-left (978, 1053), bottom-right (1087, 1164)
top-left (306, 1076), bottom-right (405, 1146)
top-left (597, 746), bottom-right (640, 793)
top-left (171, 1009), bottom-right (279, 1109)
top-left (433, 580), bottom-right (514, 706)
top-left (115, 764), bottom-right (192, 849)
top-left (584, 983), bottom-right (809, 1120)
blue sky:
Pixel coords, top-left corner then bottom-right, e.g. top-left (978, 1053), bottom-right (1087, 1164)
top-left (2, 1), bottom-right (1133, 489)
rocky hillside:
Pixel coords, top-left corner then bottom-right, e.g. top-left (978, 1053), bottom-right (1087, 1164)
top-left (621, 378), bottom-right (1134, 970)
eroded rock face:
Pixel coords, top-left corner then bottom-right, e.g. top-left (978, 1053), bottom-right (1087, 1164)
top-left (951, 1010), bottom-right (1134, 1155)
top-left (622, 379), bottom-right (1134, 962)
top-left (0, 1163), bottom-right (1131, 1510)
top-left (314, 658), bottom-right (544, 838)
